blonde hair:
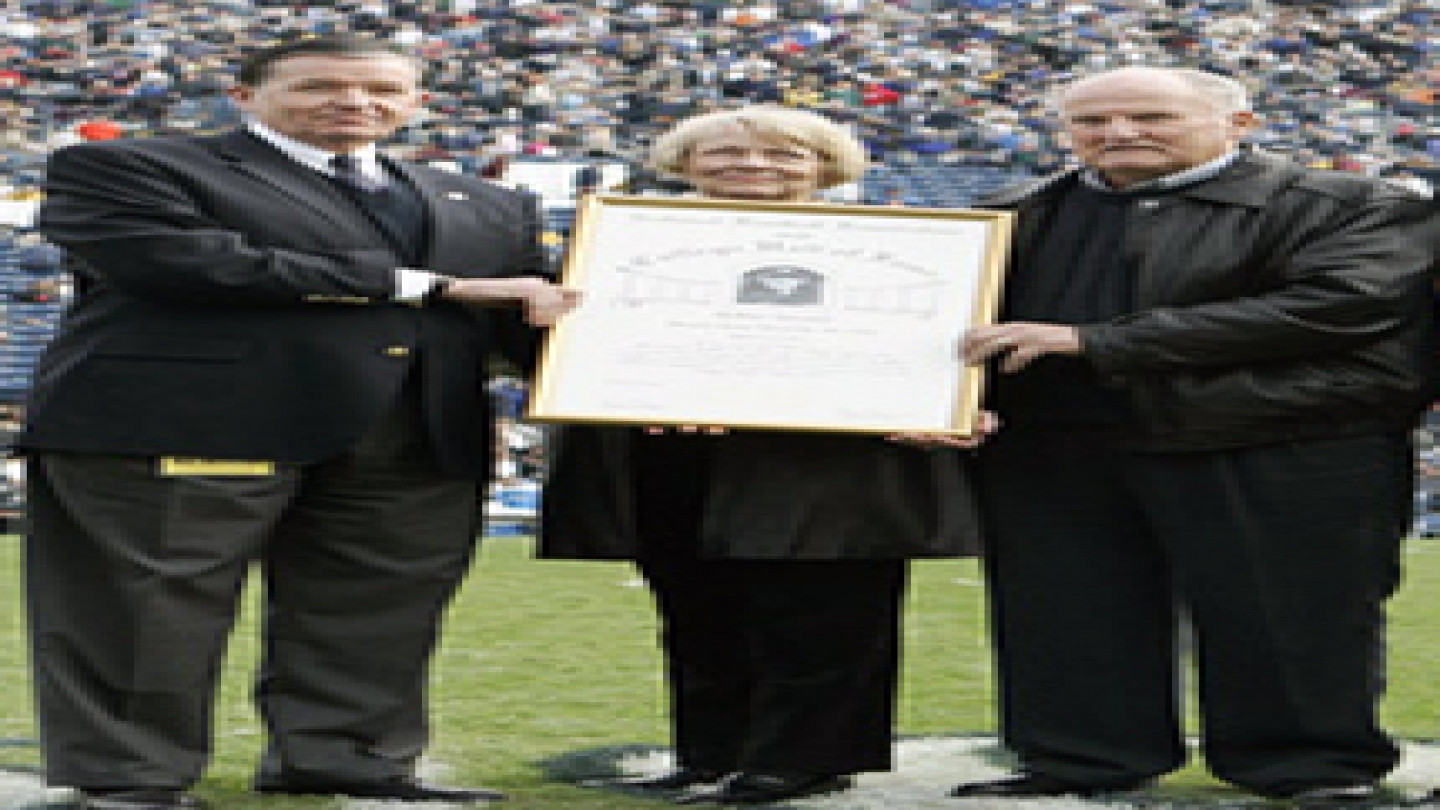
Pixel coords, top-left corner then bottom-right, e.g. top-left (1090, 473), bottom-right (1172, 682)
top-left (648, 105), bottom-right (869, 190)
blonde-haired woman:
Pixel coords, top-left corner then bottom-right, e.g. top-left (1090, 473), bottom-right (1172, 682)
top-left (645, 104), bottom-right (871, 197)
top-left (542, 105), bottom-right (985, 805)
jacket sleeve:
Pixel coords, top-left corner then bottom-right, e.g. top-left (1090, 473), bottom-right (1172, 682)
top-left (487, 188), bottom-right (551, 374)
top-left (1080, 187), bottom-right (1435, 375)
top-left (37, 142), bottom-right (399, 307)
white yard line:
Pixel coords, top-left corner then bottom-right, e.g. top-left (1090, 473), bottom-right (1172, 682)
top-left (0, 770), bottom-right (74, 809)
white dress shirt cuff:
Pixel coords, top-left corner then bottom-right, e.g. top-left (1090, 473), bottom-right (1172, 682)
top-left (394, 267), bottom-right (441, 304)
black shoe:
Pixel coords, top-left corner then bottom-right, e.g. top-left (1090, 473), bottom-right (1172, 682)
top-left (609, 768), bottom-right (727, 791)
top-left (949, 772), bottom-right (1144, 798)
top-left (1285, 784), bottom-right (1383, 808)
top-left (675, 772), bottom-right (852, 805)
top-left (81, 790), bottom-right (206, 810)
top-left (255, 775), bottom-right (505, 803)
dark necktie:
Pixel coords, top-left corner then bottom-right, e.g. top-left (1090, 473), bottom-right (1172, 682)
top-left (330, 153), bottom-right (381, 193)
top-left (326, 153), bottom-right (425, 264)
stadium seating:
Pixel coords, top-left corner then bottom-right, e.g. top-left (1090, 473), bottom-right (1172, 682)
top-left (862, 165), bottom-right (1028, 208)
top-left (0, 230), bottom-right (63, 401)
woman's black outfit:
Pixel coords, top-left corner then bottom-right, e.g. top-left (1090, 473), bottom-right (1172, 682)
top-left (541, 426), bottom-right (980, 777)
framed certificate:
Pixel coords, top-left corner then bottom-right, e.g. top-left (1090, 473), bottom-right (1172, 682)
top-left (527, 194), bottom-right (1013, 435)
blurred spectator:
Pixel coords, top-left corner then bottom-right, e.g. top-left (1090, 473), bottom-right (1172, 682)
top-left (75, 120), bottom-right (124, 141)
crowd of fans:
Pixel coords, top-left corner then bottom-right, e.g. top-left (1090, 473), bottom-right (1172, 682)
top-left (0, 0), bottom-right (1436, 198)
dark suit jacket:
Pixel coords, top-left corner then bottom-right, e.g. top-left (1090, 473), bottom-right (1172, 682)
top-left (23, 129), bottom-right (545, 476)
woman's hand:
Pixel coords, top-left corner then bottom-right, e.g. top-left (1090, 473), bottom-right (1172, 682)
top-left (885, 409), bottom-right (1000, 450)
top-left (643, 425), bottom-right (729, 436)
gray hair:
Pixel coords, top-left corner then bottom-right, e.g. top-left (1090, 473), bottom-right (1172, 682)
top-left (1051, 67), bottom-right (1252, 115)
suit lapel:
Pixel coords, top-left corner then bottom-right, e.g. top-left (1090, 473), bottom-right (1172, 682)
top-left (210, 131), bottom-right (514, 272)
top-left (210, 129), bottom-right (380, 239)
top-left (387, 158), bottom-right (473, 272)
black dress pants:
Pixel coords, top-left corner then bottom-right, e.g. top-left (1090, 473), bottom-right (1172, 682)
top-left (632, 433), bottom-right (906, 776)
top-left (977, 427), bottom-right (1408, 795)
top-left (25, 378), bottom-right (479, 790)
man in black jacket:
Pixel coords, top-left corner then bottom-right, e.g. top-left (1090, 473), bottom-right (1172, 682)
top-left (952, 66), bottom-right (1434, 806)
top-left (24, 37), bottom-right (576, 810)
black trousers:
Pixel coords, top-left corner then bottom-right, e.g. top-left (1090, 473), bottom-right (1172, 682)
top-left (977, 427), bottom-right (1409, 795)
top-left (25, 379), bottom-right (479, 790)
top-left (633, 433), bottom-right (906, 776)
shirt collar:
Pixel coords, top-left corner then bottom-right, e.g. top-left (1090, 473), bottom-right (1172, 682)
top-left (245, 120), bottom-right (386, 186)
top-left (1080, 150), bottom-right (1240, 193)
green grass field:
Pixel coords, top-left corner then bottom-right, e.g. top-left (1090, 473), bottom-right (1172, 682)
top-left (2, 535), bottom-right (1438, 809)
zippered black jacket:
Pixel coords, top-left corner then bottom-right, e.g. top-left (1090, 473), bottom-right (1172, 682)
top-left (979, 151), bottom-right (1435, 451)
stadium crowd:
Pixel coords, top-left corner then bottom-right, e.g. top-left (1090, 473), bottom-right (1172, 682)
top-left (0, 0), bottom-right (1435, 197)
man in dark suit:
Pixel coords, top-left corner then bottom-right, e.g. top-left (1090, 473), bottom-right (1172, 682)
top-left (23, 37), bottom-right (577, 810)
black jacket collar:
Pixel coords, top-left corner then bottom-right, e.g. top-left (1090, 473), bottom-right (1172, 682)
top-left (982, 149), bottom-right (1304, 211)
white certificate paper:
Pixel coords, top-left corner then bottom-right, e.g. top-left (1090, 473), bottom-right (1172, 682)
top-left (529, 195), bottom-right (1013, 435)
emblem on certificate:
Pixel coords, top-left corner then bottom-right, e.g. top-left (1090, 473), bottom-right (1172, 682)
top-left (529, 195), bottom-right (1014, 436)
top-left (737, 265), bottom-right (824, 305)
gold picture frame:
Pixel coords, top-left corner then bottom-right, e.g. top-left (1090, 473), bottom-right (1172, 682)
top-left (528, 194), bottom-right (1014, 436)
